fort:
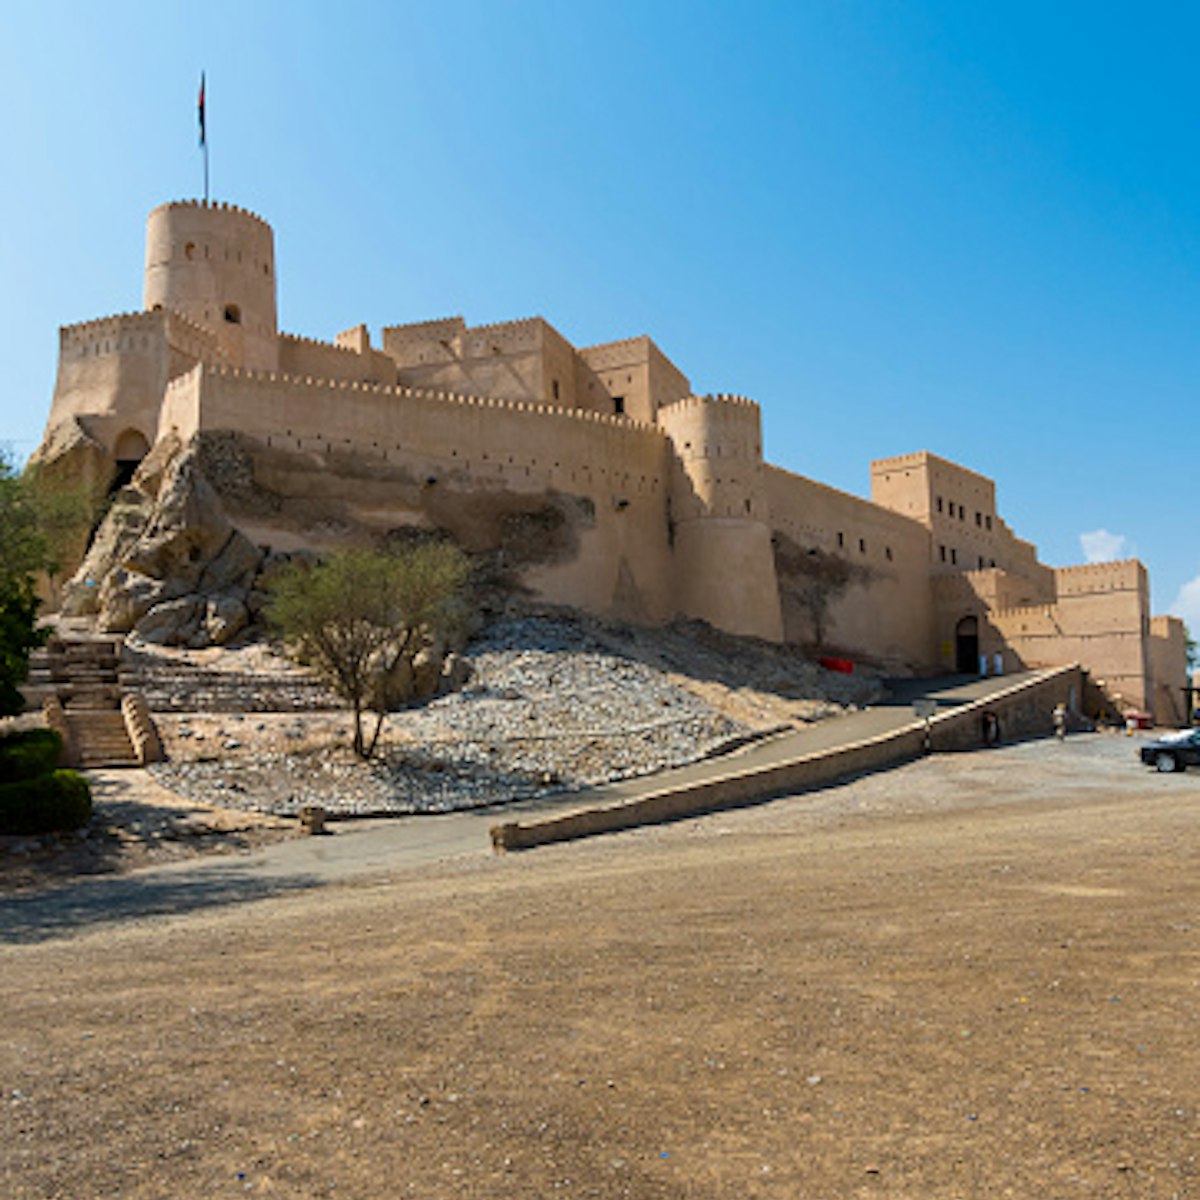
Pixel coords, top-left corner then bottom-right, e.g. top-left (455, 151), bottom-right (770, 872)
top-left (30, 199), bottom-right (1188, 722)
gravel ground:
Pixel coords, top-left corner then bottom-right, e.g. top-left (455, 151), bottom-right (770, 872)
top-left (147, 614), bottom-right (878, 817)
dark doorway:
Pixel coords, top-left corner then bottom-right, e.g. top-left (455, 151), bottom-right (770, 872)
top-left (955, 615), bottom-right (980, 674)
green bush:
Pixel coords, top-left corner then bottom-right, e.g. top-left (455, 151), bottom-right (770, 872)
top-left (0, 769), bottom-right (92, 835)
top-left (0, 728), bottom-right (63, 783)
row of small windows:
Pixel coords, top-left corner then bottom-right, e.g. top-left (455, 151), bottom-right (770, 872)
top-left (835, 531), bottom-right (894, 561)
top-left (938, 544), bottom-right (998, 569)
top-left (182, 241), bottom-right (271, 275)
top-left (935, 495), bottom-right (992, 530)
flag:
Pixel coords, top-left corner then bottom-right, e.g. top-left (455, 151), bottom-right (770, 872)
top-left (198, 72), bottom-right (206, 148)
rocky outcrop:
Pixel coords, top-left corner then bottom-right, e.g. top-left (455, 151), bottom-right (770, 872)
top-left (61, 437), bottom-right (266, 648)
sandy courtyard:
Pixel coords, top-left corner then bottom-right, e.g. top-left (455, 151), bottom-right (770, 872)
top-left (2, 734), bottom-right (1199, 1198)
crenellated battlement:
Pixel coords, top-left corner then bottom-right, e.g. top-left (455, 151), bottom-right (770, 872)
top-left (469, 315), bottom-right (543, 335)
top-left (1054, 559), bottom-right (1142, 577)
top-left (60, 310), bottom-right (163, 340)
top-left (194, 361), bottom-right (661, 433)
top-left (148, 198), bottom-right (272, 230)
top-left (279, 331), bottom-right (359, 356)
top-left (659, 392), bottom-right (758, 415)
top-left (871, 450), bottom-right (929, 471)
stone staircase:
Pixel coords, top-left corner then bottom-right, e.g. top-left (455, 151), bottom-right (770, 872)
top-left (27, 632), bottom-right (141, 768)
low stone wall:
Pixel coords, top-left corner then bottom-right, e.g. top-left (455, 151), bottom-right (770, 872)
top-left (490, 665), bottom-right (1083, 852)
top-left (120, 692), bottom-right (163, 765)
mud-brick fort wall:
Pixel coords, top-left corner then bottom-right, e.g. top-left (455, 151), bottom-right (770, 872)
top-left (764, 467), bottom-right (934, 670)
top-left (872, 451), bottom-right (1053, 589)
top-left (1148, 616), bottom-right (1188, 724)
top-left (144, 201), bottom-right (278, 372)
top-left (30, 196), bottom-right (1191, 710)
top-left (48, 308), bottom-right (226, 462)
top-left (656, 395), bottom-right (783, 642)
top-left (159, 363), bottom-right (677, 624)
top-left (987, 561), bottom-right (1152, 711)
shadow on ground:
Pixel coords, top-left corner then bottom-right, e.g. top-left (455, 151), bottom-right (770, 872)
top-left (0, 863), bottom-right (322, 945)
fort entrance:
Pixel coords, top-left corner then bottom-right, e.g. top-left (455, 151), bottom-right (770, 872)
top-left (955, 614), bottom-right (979, 675)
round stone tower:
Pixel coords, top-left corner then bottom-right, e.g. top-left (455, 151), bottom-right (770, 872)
top-left (657, 394), bottom-right (783, 641)
top-left (143, 200), bottom-right (278, 371)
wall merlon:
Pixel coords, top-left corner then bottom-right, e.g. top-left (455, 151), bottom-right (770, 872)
top-left (61, 310), bottom-right (165, 340)
top-left (279, 331), bottom-right (360, 356)
top-left (149, 198), bottom-right (272, 231)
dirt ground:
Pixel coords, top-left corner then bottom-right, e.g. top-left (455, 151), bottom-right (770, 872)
top-left (2, 734), bottom-right (1199, 1199)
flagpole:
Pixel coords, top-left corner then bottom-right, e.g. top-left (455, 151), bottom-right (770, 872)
top-left (199, 71), bottom-right (208, 202)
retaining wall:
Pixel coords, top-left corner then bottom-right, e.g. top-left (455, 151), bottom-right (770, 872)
top-left (490, 665), bottom-right (1083, 851)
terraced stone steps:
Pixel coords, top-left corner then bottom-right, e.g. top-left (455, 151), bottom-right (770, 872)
top-left (27, 631), bottom-right (141, 768)
top-left (64, 710), bottom-right (140, 769)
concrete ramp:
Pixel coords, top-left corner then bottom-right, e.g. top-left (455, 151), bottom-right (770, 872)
top-left (490, 664), bottom-right (1083, 852)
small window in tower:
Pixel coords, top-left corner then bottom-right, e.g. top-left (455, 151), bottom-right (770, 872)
top-left (985, 515), bottom-right (992, 531)
top-left (613, 396), bottom-right (625, 415)
top-left (951, 548), bottom-right (958, 565)
top-left (979, 556), bottom-right (985, 569)
top-left (184, 242), bottom-right (196, 260)
top-left (975, 511), bottom-right (982, 526)
top-left (936, 496), bottom-right (943, 513)
top-left (552, 379), bottom-right (560, 401)
top-left (837, 531), bottom-right (845, 548)
top-left (939, 544), bottom-right (946, 562)
top-left (224, 304), bottom-right (242, 324)
top-left (858, 538), bottom-right (866, 553)
top-left (885, 546), bottom-right (893, 561)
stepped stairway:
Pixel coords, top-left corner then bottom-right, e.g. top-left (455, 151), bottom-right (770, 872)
top-left (27, 632), bottom-right (140, 768)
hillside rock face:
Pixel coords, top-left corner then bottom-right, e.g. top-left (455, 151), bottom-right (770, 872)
top-left (62, 436), bottom-right (266, 648)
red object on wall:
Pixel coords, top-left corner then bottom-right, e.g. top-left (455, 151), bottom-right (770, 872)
top-left (818, 656), bottom-right (854, 674)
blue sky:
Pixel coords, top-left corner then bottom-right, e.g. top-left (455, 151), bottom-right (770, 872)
top-left (1, 1), bottom-right (1196, 622)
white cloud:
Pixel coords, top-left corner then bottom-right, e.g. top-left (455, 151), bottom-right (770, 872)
top-left (1169, 575), bottom-right (1200, 631)
top-left (1079, 528), bottom-right (1129, 563)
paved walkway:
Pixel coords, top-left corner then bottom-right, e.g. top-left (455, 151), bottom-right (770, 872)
top-left (0, 672), bottom-right (1035, 942)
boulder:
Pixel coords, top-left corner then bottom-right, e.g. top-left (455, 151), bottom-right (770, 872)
top-left (124, 452), bottom-right (234, 589)
top-left (129, 431), bottom-right (182, 498)
top-left (204, 593), bottom-right (250, 645)
top-left (197, 530), bottom-right (264, 594)
top-left (60, 488), bottom-right (157, 616)
top-left (96, 569), bottom-right (170, 633)
top-left (135, 596), bottom-right (203, 646)
top-left (411, 646), bottom-right (444, 700)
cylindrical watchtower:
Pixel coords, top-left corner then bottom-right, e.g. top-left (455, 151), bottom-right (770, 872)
top-left (143, 200), bottom-right (278, 371)
top-left (657, 394), bottom-right (783, 641)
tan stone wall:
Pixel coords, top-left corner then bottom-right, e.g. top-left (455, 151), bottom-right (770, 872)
top-left (872, 450), bottom-right (1053, 593)
top-left (45, 309), bottom-right (227, 462)
top-left (384, 316), bottom-right (550, 404)
top-left (765, 465), bottom-right (934, 668)
top-left (988, 561), bottom-right (1151, 710)
top-left (657, 395), bottom-right (783, 641)
top-left (278, 332), bottom-right (396, 386)
top-left (143, 201), bottom-right (278, 372)
top-left (1148, 615), bottom-right (1188, 725)
top-left (581, 336), bottom-right (690, 424)
top-left (162, 364), bottom-right (676, 624)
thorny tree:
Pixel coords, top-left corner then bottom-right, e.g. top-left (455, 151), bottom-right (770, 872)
top-left (266, 543), bottom-right (473, 758)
